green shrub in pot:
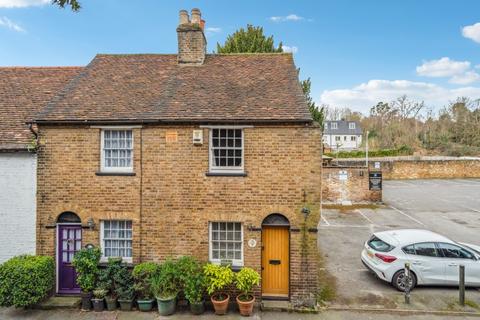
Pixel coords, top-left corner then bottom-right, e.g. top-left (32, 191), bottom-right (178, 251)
top-left (72, 247), bottom-right (101, 311)
top-left (235, 267), bottom-right (260, 316)
top-left (184, 268), bottom-right (206, 315)
top-left (203, 263), bottom-right (234, 315)
top-left (91, 288), bottom-right (107, 312)
top-left (98, 257), bottom-right (122, 311)
top-left (132, 262), bottom-right (159, 312)
top-left (114, 264), bottom-right (135, 311)
top-left (150, 259), bottom-right (180, 316)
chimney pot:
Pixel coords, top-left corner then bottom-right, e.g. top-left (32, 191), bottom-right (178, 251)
top-left (179, 10), bottom-right (189, 25)
top-left (177, 8), bottom-right (206, 65)
top-left (200, 19), bottom-right (205, 30)
top-left (191, 8), bottom-right (201, 24)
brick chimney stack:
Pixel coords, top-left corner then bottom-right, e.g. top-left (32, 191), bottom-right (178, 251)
top-left (177, 8), bottom-right (206, 65)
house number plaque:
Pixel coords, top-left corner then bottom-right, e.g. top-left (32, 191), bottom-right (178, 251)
top-left (248, 239), bottom-right (257, 248)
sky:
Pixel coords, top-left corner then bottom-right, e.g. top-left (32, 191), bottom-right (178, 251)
top-left (1, 0), bottom-right (480, 114)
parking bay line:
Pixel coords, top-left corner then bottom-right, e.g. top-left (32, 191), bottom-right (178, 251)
top-left (388, 205), bottom-right (426, 226)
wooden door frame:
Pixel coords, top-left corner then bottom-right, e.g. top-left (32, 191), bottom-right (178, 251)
top-left (261, 225), bottom-right (291, 300)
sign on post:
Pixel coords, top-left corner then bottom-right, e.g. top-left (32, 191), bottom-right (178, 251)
top-left (369, 172), bottom-right (382, 190)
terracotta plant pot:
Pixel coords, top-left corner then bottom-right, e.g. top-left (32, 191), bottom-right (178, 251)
top-left (211, 293), bottom-right (230, 315)
top-left (236, 294), bottom-right (255, 316)
top-left (91, 298), bottom-right (105, 312)
top-left (105, 296), bottom-right (117, 311)
top-left (80, 292), bottom-right (92, 311)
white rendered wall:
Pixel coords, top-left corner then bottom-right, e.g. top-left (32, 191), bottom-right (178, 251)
top-left (0, 153), bottom-right (36, 263)
top-left (323, 134), bottom-right (362, 150)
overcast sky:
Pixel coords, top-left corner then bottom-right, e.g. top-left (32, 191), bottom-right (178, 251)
top-left (1, 0), bottom-right (480, 114)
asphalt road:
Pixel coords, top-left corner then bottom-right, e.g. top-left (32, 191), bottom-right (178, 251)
top-left (318, 179), bottom-right (480, 309)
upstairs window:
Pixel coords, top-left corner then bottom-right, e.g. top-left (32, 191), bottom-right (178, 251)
top-left (331, 122), bottom-right (338, 130)
top-left (349, 122), bottom-right (356, 129)
top-left (209, 128), bottom-right (244, 174)
top-left (101, 130), bottom-right (133, 172)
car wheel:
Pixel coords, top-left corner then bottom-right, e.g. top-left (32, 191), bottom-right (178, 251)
top-left (392, 270), bottom-right (417, 292)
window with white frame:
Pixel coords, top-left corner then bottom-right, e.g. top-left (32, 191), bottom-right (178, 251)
top-left (101, 130), bottom-right (133, 172)
top-left (331, 122), bottom-right (338, 129)
top-left (351, 136), bottom-right (356, 141)
top-left (209, 222), bottom-right (243, 266)
top-left (335, 136), bottom-right (341, 142)
top-left (209, 128), bottom-right (243, 173)
top-left (100, 220), bottom-right (133, 262)
top-left (349, 122), bottom-right (356, 129)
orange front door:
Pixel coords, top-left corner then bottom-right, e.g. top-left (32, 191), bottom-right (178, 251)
top-left (261, 226), bottom-right (289, 297)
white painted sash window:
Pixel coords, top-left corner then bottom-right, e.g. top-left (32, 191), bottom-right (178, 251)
top-left (209, 222), bottom-right (243, 266)
top-left (101, 130), bottom-right (133, 172)
top-left (100, 220), bottom-right (133, 262)
top-left (209, 128), bottom-right (244, 174)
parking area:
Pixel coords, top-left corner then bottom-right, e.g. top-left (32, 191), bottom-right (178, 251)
top-left (318, 179), bottom-right (480, 308)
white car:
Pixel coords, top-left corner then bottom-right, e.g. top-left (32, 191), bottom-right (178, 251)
top-left (361, 229), bottom-right (480, 291)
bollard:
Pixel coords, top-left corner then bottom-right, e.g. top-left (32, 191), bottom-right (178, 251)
top-left (459, 265), bottom-right (465, 306)
top-left (404, 262), bottom-right (411, 304)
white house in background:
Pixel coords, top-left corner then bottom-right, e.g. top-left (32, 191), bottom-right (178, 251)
top-left (0, 67), bottom-right (80, 263)
top-left (323, 120), bottom-right (363, 151)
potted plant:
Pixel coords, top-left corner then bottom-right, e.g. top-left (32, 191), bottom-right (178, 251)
top-left (72, 247), bottom-right (101, 311)
top-left (98, 257), bottom-right (122, 311)
top-left (91, 288), bottom-right (107, 312)
top-left (184, 267), bottom-right (206, 315)
top-left (114, 264), bottom-right (135, 311)
top-left (132, 262), bottom-right (159, 312)
top-left (235, 267), bottom-right (260, 316)
top-left (150, 259), bottom-right (180, 316)
top-left (203, 263), bottom-right (234, 315)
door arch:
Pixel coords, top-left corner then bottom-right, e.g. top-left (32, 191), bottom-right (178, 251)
top-left (56, 212), bottom-right (82, 294)
top-left (261, 214), bottom-right (290, 298)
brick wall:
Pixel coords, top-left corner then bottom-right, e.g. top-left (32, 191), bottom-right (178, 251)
top-left (336, 158), bottom-right (480, 180)
top-left (0, 153), bottom-right (36, 262)
top-left (36, 124), bottom-right (321, 304)
top-left (380, 160), bottom-right (480, 180)
top-left (322, 166), bottom-right (382, 203)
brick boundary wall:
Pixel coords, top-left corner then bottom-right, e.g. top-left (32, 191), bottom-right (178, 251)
top-left (322, 166), bottom-right (382, 203)
top-left (334, 159), bottom-right (480, 180)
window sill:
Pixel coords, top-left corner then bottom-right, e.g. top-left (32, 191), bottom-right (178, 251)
top-left (205, 172), bottom-right (247, 177)
top-left (95, 171), bottom-right (136, 176)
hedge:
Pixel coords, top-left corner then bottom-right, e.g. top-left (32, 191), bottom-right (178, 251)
top-left (325, 145), bottom-right (413, 159)
top-left (0, 255), bottom-right (55, 308)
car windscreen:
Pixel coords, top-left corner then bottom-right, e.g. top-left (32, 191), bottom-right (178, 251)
top-left (368, 235), bottom-right (395, 252)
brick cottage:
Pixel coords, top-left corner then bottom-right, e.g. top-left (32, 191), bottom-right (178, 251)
top-left (31, 9), bottom-right (322, 304)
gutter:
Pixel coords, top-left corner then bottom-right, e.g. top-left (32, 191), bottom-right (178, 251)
top-left (28, 118), bottom-right (314, 126)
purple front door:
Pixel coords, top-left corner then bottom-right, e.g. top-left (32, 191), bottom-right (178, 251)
top-left (57, 225), bottom-right (82, 294)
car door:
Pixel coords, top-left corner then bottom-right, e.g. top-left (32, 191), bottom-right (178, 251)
top-left (437, 242), bottom-right (480, 286)
top-left (409, 242), bottom-right (446, 285)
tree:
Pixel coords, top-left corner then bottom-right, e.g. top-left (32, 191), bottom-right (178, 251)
top-left (216, 25), bottom-right (283, 53)
top-left (52, 0), bottom-right (81, 12)
top-left (301, 78), bottom-right (325, 129)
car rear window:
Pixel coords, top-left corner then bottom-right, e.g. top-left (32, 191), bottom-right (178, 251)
top-left (368, 235), bottom-right (395, 252)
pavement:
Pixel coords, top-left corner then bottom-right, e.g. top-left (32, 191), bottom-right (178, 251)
top-left (318, 179), bottom-right (480, 312)
top-left (1, 308), bottom-right (479, 320)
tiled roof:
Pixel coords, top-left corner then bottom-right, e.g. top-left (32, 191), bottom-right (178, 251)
top-left (34, 53), bottom-right (312, 123)
top-left (0, 67), bottom-right (81, 150)
top-left (324, 120), bottom-right (363, 135)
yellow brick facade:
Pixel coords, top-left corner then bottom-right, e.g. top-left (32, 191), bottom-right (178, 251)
top-left (36, 123), bottom-right (322, 304)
